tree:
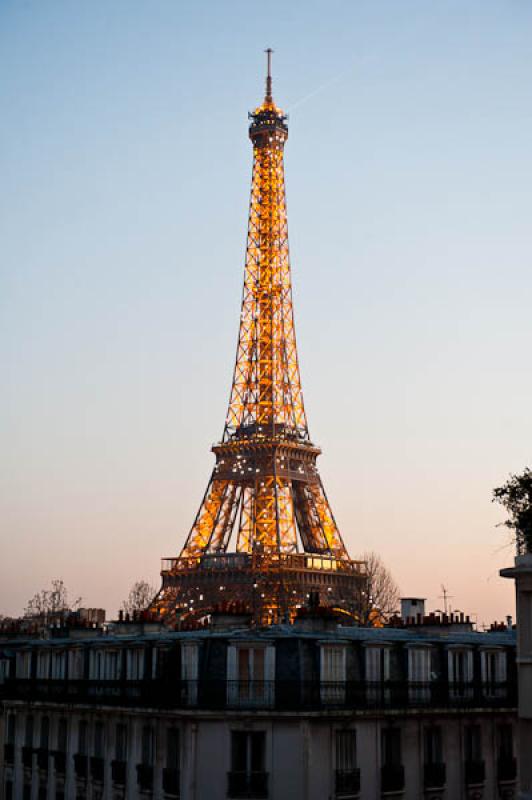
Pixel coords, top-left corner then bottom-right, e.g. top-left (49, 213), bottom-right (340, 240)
top-left (493, 467), bottom-right (532, 554)
top-left (357, 551), bottom-right (400, 626)
top-left (25, 579), bottom-right (81, 618)
top-left (121, 580), bottom-right (157, 616)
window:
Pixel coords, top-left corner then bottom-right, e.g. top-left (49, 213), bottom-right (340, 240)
top-left (335, 730), bottom-right (359, 798)
top-left (424, 727), bottom-right (442, 765)
top-left (37, 651), bottom-right (50, 680)
top-left (465, 725), bottom-right (482, 762)
top-left (78, 721), bottom-right (88, 756)
top-left (365, 646), bottom-right (391, 705)
top-left (25, 715), bottom-right (34, 748)
top-left (423, 727), bottom-right (445, 789)
top-left (163, 729), bottom-right (180, 796)
top-left (16, 652), bottom-right (32, 679)
top-left (40, 716), bottom-right (50, 750)
top-left (464, 725), bottom-right (485, 785)
top-left (497, 724), bottom-right (516, 782)
top-left (51, 651), bottom-right (66, 680)
top-left (365, 647), bottom-right (390, 681)
top-left (321, 645), bottom-right (347, 704)
top-left (97, 650), bottom-right (119, 680)
top-left (381, 729), bottom-right (404, 793)
top-left (181, 642), bottom-right (198, 705)
top-left (115, 723), bottom-right (128, 762)
top-left (57, 719), bottom-right (68, 753)
top-left (94, 722), bottom-right (105, 758)
top-left (68, 649), bottom-right (84, 680)
top-left (89, 651), bottom-right (105, 680)
top-left (481, 650), bottom-right (507, 698)
top-left (382, 728), bottom-right (401, 767)
top-left (448, 648), bottom-right (473, 698)
top-left (228, 732), bottom-right (267, 798)
top-left (141, 726), bottom-right (154, 766)
top-left (227, 645), bottom-right (275, 706)
top-left (127, 649), bottom-right (144, 680)
top-left (7, 714), bottom-right (16, 745)
top-left (0, 658), bottom-right (10, 682)
top-left (408, 647), bottom-right (431, 703)
top-left (166, 728), bottom-right (180, 769)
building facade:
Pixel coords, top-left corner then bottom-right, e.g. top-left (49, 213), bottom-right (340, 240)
top-left (0, 619), bottom-right (517, 800)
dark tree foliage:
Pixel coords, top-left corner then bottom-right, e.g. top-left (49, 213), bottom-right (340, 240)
top-left (493, 467), bottom-right (532, 554)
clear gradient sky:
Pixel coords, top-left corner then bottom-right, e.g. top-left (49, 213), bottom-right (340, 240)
top-left (1, 1), bottom-right (531, 623)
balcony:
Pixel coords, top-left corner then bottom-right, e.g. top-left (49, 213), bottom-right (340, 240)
top-left (497, 756), bottom-right (517, 782)
top-left (112, 759), bottom-right (127, 785)
top-left (163, 767), bottom-right (180, 796)
top-left (381, 764), bottom-right (405, 793)
top-left (227, 771), bottom-right (269, 798)
top-left (2, 677), bottom-right (517, 713)
top-left (137, 764), bottom-right (154, 792)
top-left (90, 756), bottom-right (105, 782)
top-left (335, 768), bottom-right (360, 796)
top-left (73, 754), bottom-right (88, 780)
top-left (227, 680), bottom-right (275, 708)
top-left (465, 760), bottom-right (485, 786)
top-left (424, 763), bottom-right (446, 789)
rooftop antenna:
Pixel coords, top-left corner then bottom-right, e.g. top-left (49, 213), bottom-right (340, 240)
top-left (439, 585), bottom-right (453, 615)
top-left (265, 48), bottom-right (273, 102)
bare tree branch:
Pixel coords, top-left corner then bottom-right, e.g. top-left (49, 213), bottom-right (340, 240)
top-left (24, 579), bottom-right (82, 619)
top-left (121, 580), bottom-right (157, 616)
top-left (357, 552), bottom-right (400, 626)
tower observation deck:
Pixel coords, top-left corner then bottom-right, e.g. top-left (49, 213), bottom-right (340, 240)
top-left (152, 53), bottom-right (366, 624)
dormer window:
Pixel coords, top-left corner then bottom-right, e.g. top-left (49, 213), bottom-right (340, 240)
top-left (407, 646), bottom-right (432, 703)
top-left (181, 642), bottom-right (199, 705)
top-left (480, 649), bottom-right (507, 698)
top-left (448, 647), bottom-right (473, 699)
top-left (320, 643), bottom-right (347, 704)
top-left (227, 643), bottom-right (275, 707)
top-left (364, 644), bottom-right (391, 705)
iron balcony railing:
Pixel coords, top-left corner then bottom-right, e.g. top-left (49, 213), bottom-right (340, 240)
top-left (90, 756), bottom-right (105, 782)
top-left (227, 771), bottom-right (268, 799)
top-left (111, 759), bottom-right (126, 785)
top-left (51, 750), bottom-right (66, 775)
top-left (381, 764), bottom-right (405, 793)
top-left (424, 762), bottom-right (446, 789)
top-left (162, 767), bottom-right (180, 796)
top-left (335, 768), bottom-right (360, 796)
top-left (137, 763), bottom-right (154, 792)
top-left (73, 753), bottom-right (88, 780)
top-left (2, 679), bottom-right (516, 712)
top-left (465, 759), bottom-right (485, 785)
top-left (497, 755), bottom-right (517, 782)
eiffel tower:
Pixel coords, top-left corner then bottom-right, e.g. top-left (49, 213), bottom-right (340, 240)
top-left (153, 52), bottom-right (365, 624)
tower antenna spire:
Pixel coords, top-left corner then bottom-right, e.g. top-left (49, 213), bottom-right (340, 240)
top-left (265, 47), bottom-right (273, 101)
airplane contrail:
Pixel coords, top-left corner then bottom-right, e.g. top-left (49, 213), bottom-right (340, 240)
top-left (286, 62), bottom-right (358, 113)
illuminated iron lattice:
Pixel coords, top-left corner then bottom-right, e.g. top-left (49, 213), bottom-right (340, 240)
top-left (153, 52), bottom-right (366, 624)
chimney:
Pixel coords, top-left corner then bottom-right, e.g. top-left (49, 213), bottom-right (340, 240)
top-left (400, 598), bottom-right (426, 623)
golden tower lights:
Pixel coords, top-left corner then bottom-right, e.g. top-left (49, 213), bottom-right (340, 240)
top-left (153, 53), bottom-right (365, 624)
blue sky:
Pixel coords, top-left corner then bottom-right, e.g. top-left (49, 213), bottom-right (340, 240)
top-left (1, 1), bottom-right (532, 622)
